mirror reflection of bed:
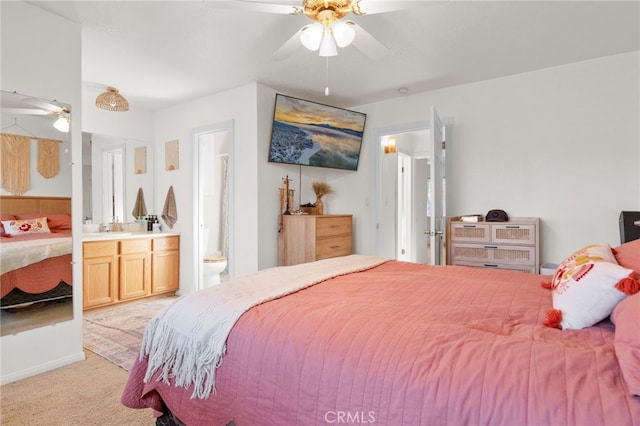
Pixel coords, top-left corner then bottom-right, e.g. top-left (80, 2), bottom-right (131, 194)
top-left (0, 197), bottom-right (73, 336)
top-left (1, 89), bottom-right (74, 336)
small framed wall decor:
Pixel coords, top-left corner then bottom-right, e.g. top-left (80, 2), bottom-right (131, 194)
top-left (165, 139), bottom-right (179, 171)
top-left (134, 146), bottom-right (147, 174)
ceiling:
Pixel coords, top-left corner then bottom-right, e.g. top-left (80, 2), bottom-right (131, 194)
top-left (29, 0), bottom-right (640, 111)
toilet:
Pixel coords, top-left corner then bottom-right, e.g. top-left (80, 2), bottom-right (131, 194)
top-left (203, 255), bottom-right (227, 287)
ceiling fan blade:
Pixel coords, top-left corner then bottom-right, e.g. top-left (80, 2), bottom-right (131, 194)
top-left (273, 26), bottom-right (306, 60)
top-left (2, 108), bottom-right (50, 116)
top-left (206, 1), bottom-right (302, 15)
top-left (21, 98), bottom-right (63, 113)
top-left (348, 21), bottom-right (388, 60)
top-left (353, 0), bottom-right (427, 15)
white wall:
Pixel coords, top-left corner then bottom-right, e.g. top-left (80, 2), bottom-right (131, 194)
top-left (345, 51), bottom-right (640, 264)
top-left (1, 1), bottom-right (84, 384)
top-left (84, 51), bottom-right (639, 297)
top-left (154, 83), bottom-right (260, 294)
top-left (82, 90), bottom-right (155, 142)
top-left (257, 51), bottom-right (639, 268)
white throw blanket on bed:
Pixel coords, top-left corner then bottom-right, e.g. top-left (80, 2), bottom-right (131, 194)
top-left (141, 254), bottom-right (388, 399)
top-left (0, 237), bottom-right (72, 275)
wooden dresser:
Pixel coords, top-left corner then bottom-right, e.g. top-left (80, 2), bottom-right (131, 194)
top-left (447, 217), bottom-right (540, 274)
top-left (279, 214), bottom-right (353, 266)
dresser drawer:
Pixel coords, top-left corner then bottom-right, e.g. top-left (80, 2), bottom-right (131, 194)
top-left (152, 235), bottom-right (179, 251)
top-left (450, 243), bottom-right (536, 266)
top-left (120, 238), bottom-right (151, 254)
top-left (450, 223), bottom-right (491, 243)
top-left (315, 235), bottom-right (352, 260)
top-left (491, 224), bottom-right (536, 245)
top-left (316, 217), bottom-right (352, 238)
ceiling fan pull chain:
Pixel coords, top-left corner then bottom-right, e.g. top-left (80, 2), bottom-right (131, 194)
top-left (325, 56), bottom-right (330, 96)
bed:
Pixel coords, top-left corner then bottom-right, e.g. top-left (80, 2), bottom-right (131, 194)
top-left (122, 242), bottom-right (640, 425)
top-left (0, 196), bottom-right (72, 309)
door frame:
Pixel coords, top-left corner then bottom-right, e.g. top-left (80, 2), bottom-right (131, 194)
top-left (370, 121), bottom-right (429, 259)
top-left (191, 120), bottom-right (235, 291)
top-left (370, 118), bottom-right (451, 263)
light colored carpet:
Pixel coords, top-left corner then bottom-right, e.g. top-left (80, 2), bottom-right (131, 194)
top-left (83, 296), bottom-right (178, 371)
top-left (1, 350), bottom-right (155, 425)
top-left (1, 297), bottom-right (179, 425)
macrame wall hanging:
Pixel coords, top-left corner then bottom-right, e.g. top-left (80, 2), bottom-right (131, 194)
top-left (1, 133), bottom-right (31, 195)
top-left (0, 133), bottom-right (62, 195)
top-left (37, 138), bottom-right (61, 178)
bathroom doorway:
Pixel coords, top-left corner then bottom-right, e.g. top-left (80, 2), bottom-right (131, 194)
top-left (192, 121), bottom-right (234, 290)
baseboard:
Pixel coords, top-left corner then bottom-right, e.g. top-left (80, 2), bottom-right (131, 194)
top-left (1, 350), bottom-right (86, 385)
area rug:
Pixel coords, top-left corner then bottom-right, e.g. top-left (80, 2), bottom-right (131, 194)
top-left (83, 296), bottom-right (178, 371)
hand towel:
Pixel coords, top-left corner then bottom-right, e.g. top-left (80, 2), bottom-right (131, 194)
top-left (162, 185), bottom-right (177, 229)
top-left (131, 187), bottom-right (148, 218)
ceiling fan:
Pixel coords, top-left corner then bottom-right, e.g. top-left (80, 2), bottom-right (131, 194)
top-left (2, 98), bottom-right (71, 132)
top-left (213, 0), bottom-right (417, 60)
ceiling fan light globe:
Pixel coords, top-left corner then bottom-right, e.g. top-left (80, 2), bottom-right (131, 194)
top-left (332, 20), bottom-right (355, 47)
top-left (318, 30), bottom-right (338, 57)
top-left (53, 115), bottom-right (69, 133)
top-left (300, 23), bottom-right (323, 51)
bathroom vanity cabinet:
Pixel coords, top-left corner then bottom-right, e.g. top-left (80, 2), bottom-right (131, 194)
top-left (83, 234), bottom-right (179, 309)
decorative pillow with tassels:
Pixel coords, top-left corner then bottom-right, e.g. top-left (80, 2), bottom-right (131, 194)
top-left (541, 243), bottom-right (640, 330)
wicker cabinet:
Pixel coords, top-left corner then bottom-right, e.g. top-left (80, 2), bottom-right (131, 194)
top-left (447, 217), bottom-right (539, 273)
top-left (279, 214), bottom-right (353, 266)
top-left (83, 234), bottom-right (179, 309)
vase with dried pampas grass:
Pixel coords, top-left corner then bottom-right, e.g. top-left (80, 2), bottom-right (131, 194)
top-left (312, 181), bottom-right (334, 215)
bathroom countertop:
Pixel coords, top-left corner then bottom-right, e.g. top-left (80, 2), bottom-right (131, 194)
top-left (82, 231), bottom-right (180, 242)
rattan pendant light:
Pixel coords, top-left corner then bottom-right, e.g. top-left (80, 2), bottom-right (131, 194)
top-left (95, 86), bottom-right (129, 111)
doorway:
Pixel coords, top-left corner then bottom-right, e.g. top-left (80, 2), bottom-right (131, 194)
top-left (373, 111), bottom-right (447, 265)
top-left (192, 121), bottom-right (234, 290)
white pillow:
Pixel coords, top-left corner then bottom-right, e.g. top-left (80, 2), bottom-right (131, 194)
top-left (544, 243), bottom-right (640, 330)
top-left (1, 217), bottom-right (51, 236)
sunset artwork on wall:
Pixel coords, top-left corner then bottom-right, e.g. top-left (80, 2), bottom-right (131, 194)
top-left (268, 94), bottom-right (366, 171)
top-left (134, 146), bottom-right (147, 174)
top-left (165, 140), bottom-right (179, 171)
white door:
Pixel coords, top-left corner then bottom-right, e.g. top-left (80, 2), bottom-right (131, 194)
top-left (396, 152), bottom-right (412, 261)
top-left (413, 157), bottom-right (429, 264)
top-left (428, 107), bottom-right (446, 265)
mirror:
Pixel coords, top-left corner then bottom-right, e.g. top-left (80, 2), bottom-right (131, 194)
top-left (83, 132), bottom-right (154, 230)
top-left (0, 90), bottom-right (73, 335)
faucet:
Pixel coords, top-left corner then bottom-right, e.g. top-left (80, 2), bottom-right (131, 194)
top-left (98, 223), bottom-right (109, 232)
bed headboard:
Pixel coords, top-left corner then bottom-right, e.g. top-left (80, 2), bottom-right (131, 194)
top-left (0, 195), bottom-right (72, 216)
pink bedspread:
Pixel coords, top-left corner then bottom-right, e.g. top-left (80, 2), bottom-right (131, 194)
top-left (1, 231), bottom-right (72, 297)
top-left (122, 261), bottom-right (640, 425)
